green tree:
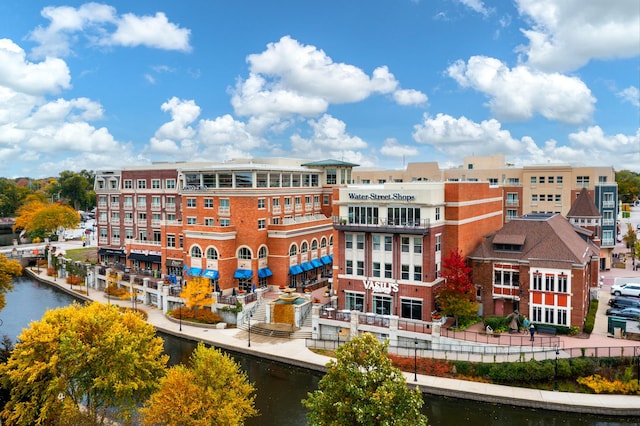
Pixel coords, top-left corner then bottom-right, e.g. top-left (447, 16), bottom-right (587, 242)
top-left (1, 302), bottom-right (168, 425)
top-left (0, 254), bottom-right (22, 311)
top-left (302, 333), bottom-right (428, 426)
top-left (616, 170), bottom-right (640, 203)
top-left (435, 250), bottom-right (479, 328)
top-left (0, 178), bottom-right (31, 217)
top-left (140, 342), bottom-right (257, 425)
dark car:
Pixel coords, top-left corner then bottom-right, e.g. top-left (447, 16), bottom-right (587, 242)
top-left (605, 307), bottom-right (640, 320)
top-left (608, 296), bottom-right (640, 309)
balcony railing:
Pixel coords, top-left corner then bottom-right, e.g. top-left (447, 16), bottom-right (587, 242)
top-left (333, 216), bottom-right (430, 234)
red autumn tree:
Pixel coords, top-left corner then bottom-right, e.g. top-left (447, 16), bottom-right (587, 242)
top-left (435, 250), bottom-right (478, 328)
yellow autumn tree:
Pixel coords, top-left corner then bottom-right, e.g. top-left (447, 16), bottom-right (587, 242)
top-left (0, 302), bottom-right (168, 425)
top-left (0, 254), bottom-right (22, 311)
top-left (14, 200), bottom-right (80, 240)
top-left (140, 342), bottom-right (258, 426)
top-left (180, 276), bottom-right (214, 311)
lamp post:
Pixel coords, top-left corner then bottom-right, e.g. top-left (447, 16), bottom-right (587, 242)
top-left (179, 301), bottom-right (182, 332)
top-left (414, 339), bottom-right (418, 382)
top-left (248, 312), bottom-right (253, 347)
top-left (554, 348), bottom-right (560, 391)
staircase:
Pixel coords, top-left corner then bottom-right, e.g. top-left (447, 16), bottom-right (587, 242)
top-left (290, 307), bottom-right (313, 339)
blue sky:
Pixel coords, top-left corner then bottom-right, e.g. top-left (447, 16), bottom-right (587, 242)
top-left (0, 0), bottom-right (638, 178)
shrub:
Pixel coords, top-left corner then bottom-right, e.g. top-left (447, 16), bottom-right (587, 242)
top-left (171, 307), bottom-right (222, 324)
top-left (583, 299), bottom-right (598, 334)
top-left (483, 316), bottom-right (510, 333)
top-left (570, 357), bottom-right (598, 377)
top-left (105, 285), bottom-right (127, 298)
top-left (66, 275), bottom-right (82, 285)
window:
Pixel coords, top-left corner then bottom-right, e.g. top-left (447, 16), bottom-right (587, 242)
top-left (401, 264), bottom-right (410, 280)
top-left (414, 265), bottom-right (422, 281)
top-left (530, 176), bottom-right (536, 184)
top-left (191, 246), bottom-right (202, 258)
top-left (187, 198), bottom-right (197, 208)
top-left (532, 194), bottom-right (538, 202)
top-left (326, 168), bottom-right (337, 185)
top-left (295, 196), bottom-right (301, 206)
top-left (284, 197), bottom-right (291, 207)
top-left (187, 217), bottom-right (197, 225)
top-left (435, 234), bottom-right (441, 252)
top-left (539, 176), bottom-right (545, 184)
top-left (598, 175), bottom-right (607, 183)
top-left (506, 193), bottom-right (518, 205)
top-left (167, 196), bottom-right (176, 207)
top-left (167, 234), bottom-right (175, 248)
top-left (348, 206), bottom-right (379, 224)
top-left (166, 179), bottom-right (176, 189)
top-left (532, 273), bottom-right (542, 291)
top-left (546, 194), bottom-right (553, 201)
top-left (401, 237), bottom-right (410, 253)
top-left (384, 236), bottom-right (392, 252)
top-left (506, 209), bottom-right (518, 220)
top-left (151, 179), bottom-right (160, 189)
top-left (372, 262), bottom-right (381, 277)
top-left (220, 199), bottom-right (230, 210)
top-left (387, 207), bottom-right (421, 226)
top-left (384, 263), bottom-right (392, 278)
top-left (548, 176), bottom-right (554, 184)
top-left (356, 234), bottom-right (364, 250)
top-left (258, 219), bottom-right (266, 229)
top-left (137, 180), bottom-right (146, 189)
top-left (289, 245), bottom-right (298, 256)
top-left (488, 178), bottom-right (498, 186)
top-left (557, 309), bottom-right (567, 325)
top-left (558, 274), bottom-right (567, 293)
top-left (124, 180), bottom-right (132, 189)
top-left (345, 234), bottom-right (353, 249)
top-left (301, 241), bottom-right (308, 253)
top-left (137, 196), bottom-right (146, 207)
top-left (577, 176), bottom-right (590, 187)
top-left (401, 299), bottom-right (422, 320)
top-left (138, 230), bottom-right (147, 241)
top-left (220, 219), bottom-right (230, 227)
top-left (532, 306), bottom-right (542, 322)
top-left (152, 213), bottom-right (160, 223)
top-left (346, 260), bottom-right (353, 275)
top-left (258, 198), bottom-right (265, 209)
top-left (556, 176), bottom-right (563, 184)
top-left (413, 238), bottom-right (422, 254)
top-left (138, 212), bottom-right (146, 221)
top-left (323, 195), bottom-right (330, 205)
top-left (372, 235), bottom-right (381, 251)
top-left (345, 292), bottom-right (364, 311)
top-left (435, 207), bottom-right (440, 221)
top-left (124, 229), bottom-right (133, 240)
top-left (545, 307), bottom-right (553, 324)
top-left (205, 218), bottom-right (214, 226)
top-left (207, 247), bottom-right (218, 259)
top-left (373, 295), bottom-right (392, 315)
top-left (257, 173), bottom-right (268, 188)
top-left (238, 247), bottom-right (252, 260)
top-left (151, 196), bottom-right (160, 207)
top-left (493, 265), bottom-right (519, 287)
top-left (356, 261), bottom-right (364, 276)
top-left (545, 275), bottom-right (555, 292)
top-left (555, 194), bottom-right (561, 202)
top-left (204, 198), bottom-right (214, 208)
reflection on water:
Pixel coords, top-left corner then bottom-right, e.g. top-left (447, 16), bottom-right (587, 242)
top-left (5, 276), bottom-right (639, 426)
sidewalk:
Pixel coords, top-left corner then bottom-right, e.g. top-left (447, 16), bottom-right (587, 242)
top-left (23, 266), bottom-right (640, 417)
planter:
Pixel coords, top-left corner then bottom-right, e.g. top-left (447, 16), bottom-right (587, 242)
top-left (218, 310), bottom-right (237, 325)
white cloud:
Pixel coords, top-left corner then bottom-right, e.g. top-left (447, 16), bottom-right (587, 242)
top-left (379, 138), bottom-right (419, 158)
top-left (447, 56), bottom-right (595, 123)
top-left (455, 0), bottom-right (490, 17)
top-left (393, 89), bottom-right (428, 106)
top-left (617, 86), bottom-right (640, 108)
top-left (0, 39), bottom-right (70, 95)
top-left (198, 114), bottom-right (264, 151)
top-left (290, 114), bottom-right (368, 160)
top-left (28, 4), bottom-right (191, 58)
top-left (110, 12), bottom-right (191, 52)
top-left (515, 0), bottom-right (640, 72)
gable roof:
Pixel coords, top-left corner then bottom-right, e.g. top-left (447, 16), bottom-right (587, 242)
top-left (567, 187), bottom-right (600, 218)
top-left (469, 213), bottom-right (598, 268)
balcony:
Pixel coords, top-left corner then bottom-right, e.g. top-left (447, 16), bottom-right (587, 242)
top-left (151, 203), bottom-right (161, 211)
top-left (333, 216), bottom-right (430, 235)
top-left (166, 204), bottom-right (176, 212)
top-left (505, 200), bottom-right (519, 207)
top-left (602, 201), bottom-right (615, 208)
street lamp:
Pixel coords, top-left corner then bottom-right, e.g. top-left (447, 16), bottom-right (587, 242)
top-left (554, 348), bottom-right (560, 391)
top-left (414, 339), bottom-right (418, 382)
top-left (179, 301), bottom-right (182, 332)
top-left (248, 312), bottom-right (253, 347)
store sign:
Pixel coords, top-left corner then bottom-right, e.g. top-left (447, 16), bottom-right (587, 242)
top-left (348, 192), bottom-right (416, 202)
top-left (363, 280), bottom-right (399, 294)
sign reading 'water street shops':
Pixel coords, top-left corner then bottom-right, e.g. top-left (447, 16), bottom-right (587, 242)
top-left (348, 192), bottom-right (416, 201)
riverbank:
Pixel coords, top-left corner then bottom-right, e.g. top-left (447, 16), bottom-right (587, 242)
top-left (21, 267), bottom-right (640, 417)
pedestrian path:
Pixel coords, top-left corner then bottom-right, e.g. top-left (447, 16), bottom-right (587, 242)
top-left (22, 266), bottom-right (640, 417)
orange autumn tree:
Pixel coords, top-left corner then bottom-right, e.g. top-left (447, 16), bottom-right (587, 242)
top-left (180, 276), bottom-right (214, 311)
top-left (14, 198), bottom-right (80, 241)
top-left (435, 249), bottom-right (479, 328)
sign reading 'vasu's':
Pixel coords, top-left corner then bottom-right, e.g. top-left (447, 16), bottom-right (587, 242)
top-left (363, 280), bottom-right (399, 294)
top-left (348, 192), bottom-right (416, 202)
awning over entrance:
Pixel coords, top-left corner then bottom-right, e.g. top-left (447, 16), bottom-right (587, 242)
top-left (301, 262), bottom-right (313, 271)
top-left (258, 267), bottom-right (273, 278)
top-left (202, 269), bottom-right (219, 279)
top-left (289, 265), bottom-right (303, 275)
top-left (320, 255), bottom-right (332, 265)
top-left (98, 248), bottom-right (126, 256)
top-left (128, 252), bottom-right (161, 263)
top-left (187, 267), bottom-right (202, 276)
top-left (233, 269), bottom-right (253, 279)
top-left (311, 259), bottom-right (323, 268)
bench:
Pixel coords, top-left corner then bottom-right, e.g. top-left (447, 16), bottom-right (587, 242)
top-left (535, 325), bottom-right (557, 335)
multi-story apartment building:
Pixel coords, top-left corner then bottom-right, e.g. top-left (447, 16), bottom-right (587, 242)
top-left (94, 159), bottom-right (357, 294)
top-left (331, 181), bottom-right (503, 321)
top-left (351, 154), bottom-right (618, 270)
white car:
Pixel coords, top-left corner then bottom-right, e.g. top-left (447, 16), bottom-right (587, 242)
top-left (611, 283), bottom-right (640, 298)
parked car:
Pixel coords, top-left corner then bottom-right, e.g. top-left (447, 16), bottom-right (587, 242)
top-left (610, 283), bottom-right (640, 297)
top-left (608, 296), bottom-right (640, 309)
top-left (605, 307), bottom-right (640, 320)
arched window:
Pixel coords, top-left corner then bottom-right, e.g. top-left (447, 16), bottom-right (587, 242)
top-left (206, 247), bottom-right (218, 260)
top-left (289, 244), bottom-right (298, 256)
top-left (191, 246), bottom-right (202, 258)
top-left (259, 246), bottom-right (268, 259)
top-left (321, 237), bottom-right (327, 248)
top-left (301, 241), bottom-right (308, 253)
top-left (329, 235), bottom-right (334, 246)
top-left (238, 247), bottom-right (252, 260)
top-left (311, 239), bottom-right (318, 251)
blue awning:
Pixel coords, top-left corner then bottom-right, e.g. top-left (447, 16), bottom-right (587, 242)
top-left (321, 255), bottom-right (332, 265)
top-left (301, 262), bottom-right (313, 271)
top-left (233, 269), bottom-right (253, 279)
top-left (183, 264), bottom-right (189, 271)
top-left (311, 258), bottom-right (323, 268)
top-left (329, 254), bottom-right (333, 262)
top-left (289, 265), bottom-right (303, 275)
top-left (187, 267), bottom-right (202, 276)
top-left (258, 267), bottom-right (273, 278)
top-left (202, 269), bottom-right (219, 279)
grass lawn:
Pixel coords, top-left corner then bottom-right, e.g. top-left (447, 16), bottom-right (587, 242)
top-left (65, 247), bottom-right (98, 264)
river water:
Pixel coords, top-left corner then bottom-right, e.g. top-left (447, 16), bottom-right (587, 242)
top-left (2, 276), bottom-right (637, 426)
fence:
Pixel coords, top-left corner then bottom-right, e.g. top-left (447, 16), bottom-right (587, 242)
top-left (441, 326), bottom-right (561, 348)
